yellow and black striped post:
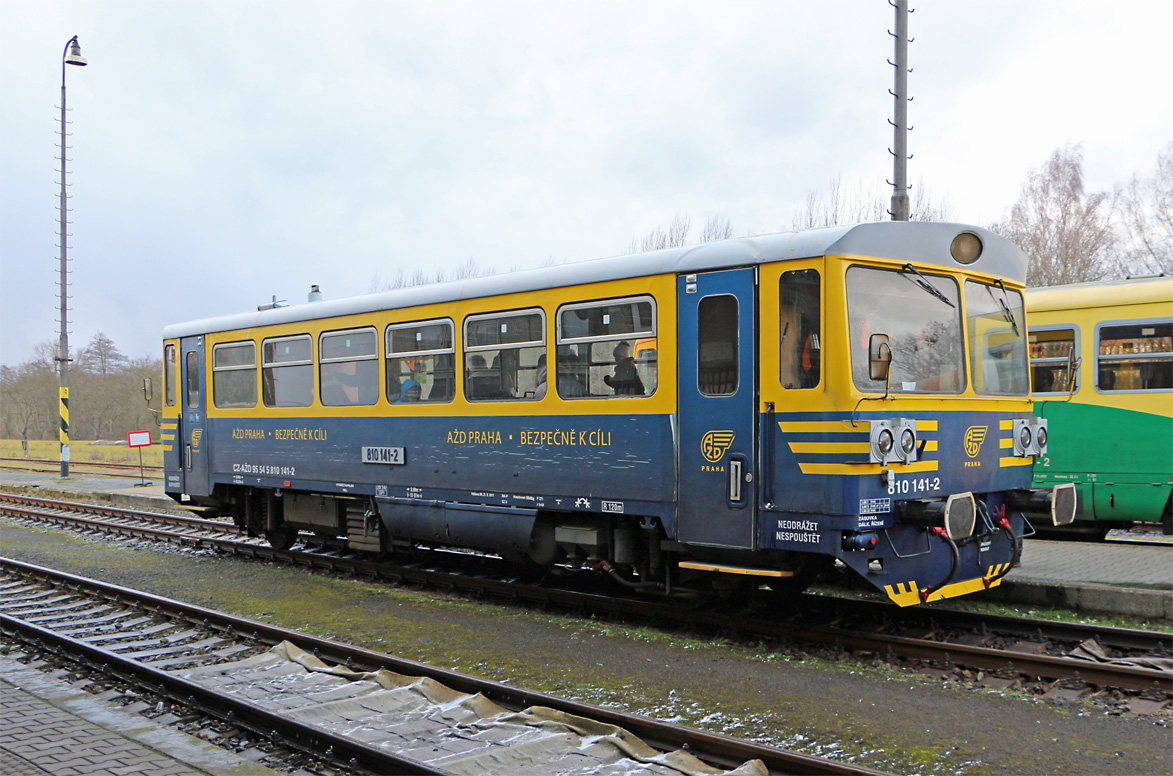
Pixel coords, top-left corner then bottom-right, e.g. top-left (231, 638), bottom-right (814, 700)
top-left (59, 386), bottom-right (70, 476)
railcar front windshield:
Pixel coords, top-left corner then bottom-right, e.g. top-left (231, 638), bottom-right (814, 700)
top-left (965, 280), bottom-right (1029, 395)
top-left (847, 265), bottom-right (965, 393)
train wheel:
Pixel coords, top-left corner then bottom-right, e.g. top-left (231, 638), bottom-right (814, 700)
top-left (266, 523), bottom-right (297, 551)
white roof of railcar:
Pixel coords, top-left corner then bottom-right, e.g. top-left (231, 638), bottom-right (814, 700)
top-left (164, 221), bottom-right (1027, 340)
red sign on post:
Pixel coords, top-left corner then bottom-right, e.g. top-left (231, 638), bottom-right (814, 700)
top-left (127, 430), bottom-right (152, 448)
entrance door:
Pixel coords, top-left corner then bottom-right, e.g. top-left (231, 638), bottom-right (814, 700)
top-left (676, 268), bottom-right (757, 548)
top-left (179, 336), bottom-right (210, 497)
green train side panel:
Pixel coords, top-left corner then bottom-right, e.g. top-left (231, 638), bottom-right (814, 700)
top-left (1034, 401), bottom-right (1172, 524)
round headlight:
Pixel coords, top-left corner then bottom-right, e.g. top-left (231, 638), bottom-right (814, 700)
top-left (950, 232), bottom-right (983, 264)
top-left (876, 429), bottom-right (894, 457)
top-left (900, 428), bottom-right (916, 456)
top-left (1036, 426), bottom-right (1047, 449)
top-left (1018, 426), bottom-right (1032, 450)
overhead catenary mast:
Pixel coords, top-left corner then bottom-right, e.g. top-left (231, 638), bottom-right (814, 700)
top-left (889, 0), bottom-right (912, 221)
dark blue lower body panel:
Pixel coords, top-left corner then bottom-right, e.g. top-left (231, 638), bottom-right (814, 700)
top-left (202, 413), bottom-right (677, 530)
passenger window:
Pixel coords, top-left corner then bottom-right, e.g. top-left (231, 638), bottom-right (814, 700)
top-left (555, 297), bottom-right (657, 399)
top-left (386, 319), bottom-right (455, 403)
top-left (262, 335), bottom-right (314, 407)
top-left (779, 269), bottom-right (821, 389)
top-left (464, 310), bottom-right (545, 401)
top-left (212, 341), bottom-right (257, 408)
top-left (320, 328), bottom-right (378, 406)
top-left (1097, 321), bottom-right (1172, 392)
top-left (698, 295), bottom-right (738, 396)
top-left (185, 351), bottom-right (200, 409)
top-left (1028, 327), bottom-right (1077, 393)
top-left (164, 344), bottom-right (176, 407)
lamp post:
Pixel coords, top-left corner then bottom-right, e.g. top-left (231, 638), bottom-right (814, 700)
top-left (58, 35), bottom-right (87, 477)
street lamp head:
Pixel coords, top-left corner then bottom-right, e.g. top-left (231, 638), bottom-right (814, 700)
top-left (64, 36), bottom-right (87, 67)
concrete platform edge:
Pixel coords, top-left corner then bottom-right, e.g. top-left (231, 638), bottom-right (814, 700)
top-left (0, 656), bottom-right (279, 776)
top-left (989, 578), bottom-right (1173, 622)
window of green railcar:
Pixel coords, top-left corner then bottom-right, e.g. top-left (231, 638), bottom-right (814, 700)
top-left (1028, 327), bottom-right (1078, 394)
top-left (1097, 320), bottom-right (1173, 392)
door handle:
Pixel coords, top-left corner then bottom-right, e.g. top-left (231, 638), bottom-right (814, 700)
top-left (729, 457), bottom-right (743, 503)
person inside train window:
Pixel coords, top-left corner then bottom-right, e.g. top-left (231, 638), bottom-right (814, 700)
top-left (534, 353), bottom-right (548, 398)
top-left (392, 364), bottom-right (422, 402)
top-left (603, 341), bottom-right (645, 395)
top-left (780, 269), bottom-right (821, 390)
top-left (466, 353), bottom-right (497, 400)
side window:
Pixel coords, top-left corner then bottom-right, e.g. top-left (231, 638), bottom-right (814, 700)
top-left (698, 295), bottom-right (738, 396)
top-left (555, 296), bottom-right (657, 399)
top-left (1028, 327), bottom-right (1077, 394)
top-left (262, 335), bottom-right (314, 407)
top-left (1097, 321), bottom-right (1172, 392)
top-left (779, 269), bottom-right (821, 389)
top-left (320, 328), bottom-right (378, 407)
top-left (164, 344), bottom-right (177, 407)
top-left (464, 309), bottom-right (545, 401)
top-left (212, 341), bottom-right (257, 408)
top-left (185, 351), bottom-right (200, 409)
top-left (386, 319), bottom-right (455, 403)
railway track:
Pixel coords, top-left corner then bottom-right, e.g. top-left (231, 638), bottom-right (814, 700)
top-left (0, 557), bottom-right (885, 776)
top-left (0, 456), bottom-right (164, 479)
top-left (2, 492), bottom-right (1170, 712)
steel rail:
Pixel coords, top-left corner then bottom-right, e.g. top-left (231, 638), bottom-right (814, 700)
top-left (3, 494), bottom-right (1170, 696)
top-left (0, 557), bottom-right (889, 776)
top-left (0, 456), bottom-right (164, 477)
top-left (0, 612), bottom-right (448, 775)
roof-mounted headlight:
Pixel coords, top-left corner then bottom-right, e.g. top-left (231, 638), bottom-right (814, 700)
top-left (950, 232), bottom-right (983, 264)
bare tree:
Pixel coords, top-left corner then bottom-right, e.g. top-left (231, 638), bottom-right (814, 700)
top-left (1113, 140), bottom-right (1173, 276)
top-left (626, 213), bottom-right (736, 254)
top-left (626, 213), bottom-right (692, 253)
top-left (990, 145), bottom-right (1115, 286)
top-left (701, 215), bottom-right (733, 243)
top-left (791, 175), bottom-right (951, 229)
top-left (77, 332), bottom-right (128, 377)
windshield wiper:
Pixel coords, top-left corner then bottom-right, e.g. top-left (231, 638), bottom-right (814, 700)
top-left (900, 263), bottom-right (955, 308)
top-left (991, 280), bottom-right (1020, 336)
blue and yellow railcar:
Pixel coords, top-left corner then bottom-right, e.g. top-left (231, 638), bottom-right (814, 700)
top-left (160, 222), bottom-right (1072, 606)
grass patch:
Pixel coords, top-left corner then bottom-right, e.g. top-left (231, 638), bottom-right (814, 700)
top-left (1, 439), bottom-right (163, 467)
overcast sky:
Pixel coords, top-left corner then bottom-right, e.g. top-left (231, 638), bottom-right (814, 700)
top-left (1, 1), bottom-right (1170, 366)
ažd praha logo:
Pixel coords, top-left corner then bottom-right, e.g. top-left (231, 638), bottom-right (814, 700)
top-left (963, 425), bottom-right (987, 458)
top-left (701, 430), bottom-right (735, 463)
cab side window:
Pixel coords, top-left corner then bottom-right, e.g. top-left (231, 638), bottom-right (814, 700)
top-left (780, 269), bottom-right (821, 389)
top-left (164, 344), bottom-right (177, 407)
